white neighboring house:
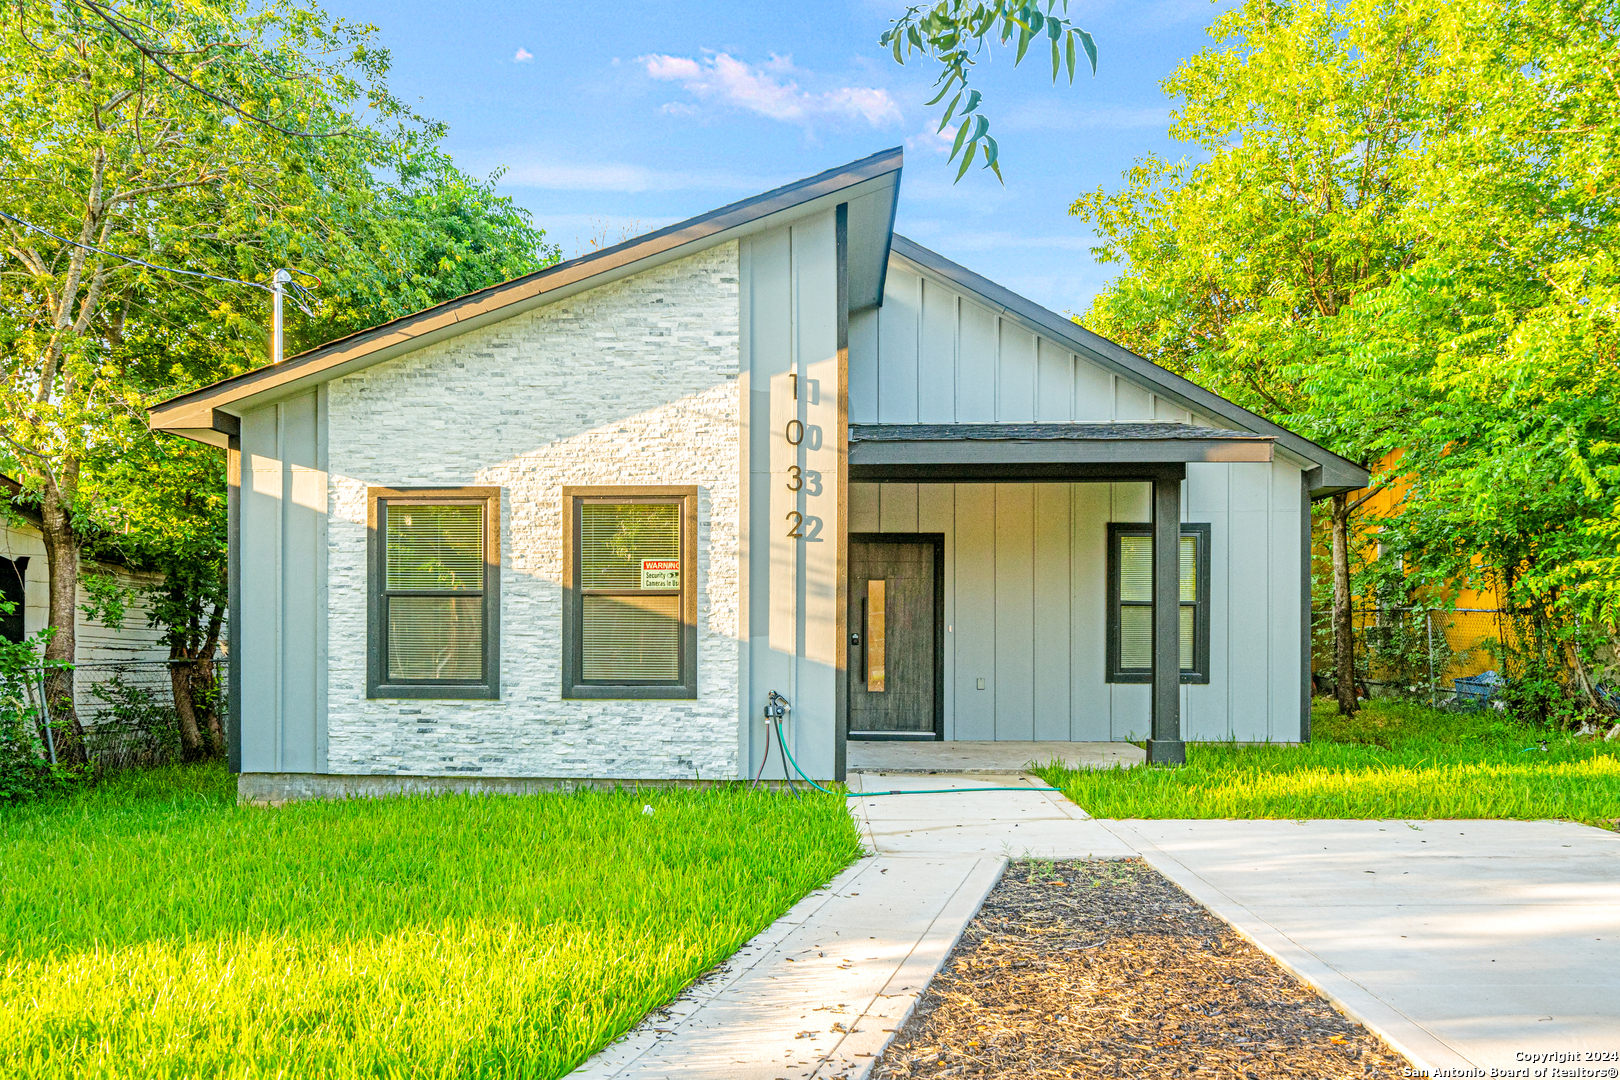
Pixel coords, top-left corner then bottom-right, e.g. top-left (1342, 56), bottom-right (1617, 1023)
top-left (148, 149), bottom-right (1369, 799)
top-left (1, 476), bottom-right (171, 714)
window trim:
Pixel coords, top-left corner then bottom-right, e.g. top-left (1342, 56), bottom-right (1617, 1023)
top-left (0, 556), bottom-right (27, 644)
top-left (367, 487), bottom-right (501, 700)
top-left (562, 485), bottom-right (698, 700)
top-left (1105, 521), bottom-right (1211, 685)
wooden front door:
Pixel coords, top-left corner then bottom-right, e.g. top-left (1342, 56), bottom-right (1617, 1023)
top-left (848, 538), bottom-right (938, 739)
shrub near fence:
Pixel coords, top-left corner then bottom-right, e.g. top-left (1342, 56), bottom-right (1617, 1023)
top-left (1313, 607), bottom-right (1620, 728)
top-left (1, 658), bottom-right (226, 780)
top-left (1313, 607), bottom-right (1508, 704)
top-left (79, 659), bottom-right (227, 769)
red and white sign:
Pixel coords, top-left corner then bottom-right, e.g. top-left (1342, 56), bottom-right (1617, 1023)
top-left (641, 560), bottom-right (680, 590)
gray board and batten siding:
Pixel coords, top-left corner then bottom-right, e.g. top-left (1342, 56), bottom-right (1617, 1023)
top-left (739, 206), bottom-right (855, 784)
top-left (237, 390), bottom-right (329, 774)
top-left (846, 250), bottom-right (1308, 744)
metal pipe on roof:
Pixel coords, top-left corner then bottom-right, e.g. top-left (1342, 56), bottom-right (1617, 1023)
top-left (271, 268), bottom-right (291, 363)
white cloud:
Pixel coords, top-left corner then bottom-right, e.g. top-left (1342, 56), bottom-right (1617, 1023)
top-left (905, 124), bottom-right (956, 156)
top-left (513, 47), bottom-right (533, 63)
top-left (640, 52), bottom-right (902, 128)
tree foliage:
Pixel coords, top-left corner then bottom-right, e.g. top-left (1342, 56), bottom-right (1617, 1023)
top-left (0, 0), bottom-right (557, 761)
top-left (883, 1), bottom-right (1097, 181)
top-left (1074, 0), bottom-right (1620, 698)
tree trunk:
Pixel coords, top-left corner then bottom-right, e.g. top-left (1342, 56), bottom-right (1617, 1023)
top-left (1331, 492), bottom-right (1359, 716)
top-left (168, 648), bottom-right (206, 761)
top-left (38, 478), bottom-right (88, 764)
top-left (195, 655), bottom-right (224, 753)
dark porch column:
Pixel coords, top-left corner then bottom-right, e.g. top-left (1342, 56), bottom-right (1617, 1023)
top-left (1148, 475), bottom-right (1186, 765)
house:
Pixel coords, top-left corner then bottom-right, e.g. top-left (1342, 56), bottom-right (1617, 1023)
top-left (147, 149), bottom-right (1369, 798)
top-left (1, 475), bottom-right (171, 711)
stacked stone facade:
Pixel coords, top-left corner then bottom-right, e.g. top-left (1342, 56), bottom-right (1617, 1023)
top-left (325, 242), bottom-right (742, 779)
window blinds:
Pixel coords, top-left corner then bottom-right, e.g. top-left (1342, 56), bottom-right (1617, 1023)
top-left (579, 502), bottom-right (682, 682)
top-left (387, 505), bottom-right (484, 590)
top-left (582, 595), bottom-right (681, 680)
top-left (1118, 533), bottom-right (1198, 671)
top-left (581, 504), bottom-right (680, 589)
top-left (389, 597), bottom-right (483, 680)
top-left (384, 504), bottom-right (484, 682)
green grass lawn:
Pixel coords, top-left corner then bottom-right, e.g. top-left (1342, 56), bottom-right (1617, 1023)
top-left (0, 765), bottom-right (862, 1079)
top-left (1034, 697), bottom-right (1620, 826)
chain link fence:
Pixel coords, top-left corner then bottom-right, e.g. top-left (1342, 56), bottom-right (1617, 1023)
top-left (18, 658), bottom-right (227, 769)
top-left (1311, 607), bottom-right (1515, 705)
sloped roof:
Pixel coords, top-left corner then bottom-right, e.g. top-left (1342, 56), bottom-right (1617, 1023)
top-left (888, 236), bottom-right (1369, 494)
top-left (145, 145), bottom-right (1367, 496)
top-left (148, 148), bottom-right (905, 447)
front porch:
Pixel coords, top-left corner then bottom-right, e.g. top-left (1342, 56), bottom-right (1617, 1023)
top-left (843, 421), bottom-right (1283, 767)
top-left (846, 739), bottom-right (1145, 773)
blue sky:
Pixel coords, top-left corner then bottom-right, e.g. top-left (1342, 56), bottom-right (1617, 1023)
top-left (333, 0), bottom-right (1232, 316)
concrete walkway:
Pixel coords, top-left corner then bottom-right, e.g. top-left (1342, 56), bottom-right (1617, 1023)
top-left (573, 774), bottom-right (1129, 1079)
top-left (572, 851), bottom-right (1003, 1079)
top-left (574, 772), bottom-right (1620, 1079)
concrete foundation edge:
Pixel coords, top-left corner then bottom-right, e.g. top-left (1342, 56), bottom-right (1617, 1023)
top-left (238, 772), bottom-right (791, 804)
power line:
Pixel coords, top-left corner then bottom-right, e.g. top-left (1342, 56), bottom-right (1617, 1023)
top-left (0, 208), bottom-right (319, 312)
top-left (67, 0), bottom-right (358, 141)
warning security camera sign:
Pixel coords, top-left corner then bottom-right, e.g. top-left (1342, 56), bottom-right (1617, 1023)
top-left (641, 560), bottom-right (680, 589)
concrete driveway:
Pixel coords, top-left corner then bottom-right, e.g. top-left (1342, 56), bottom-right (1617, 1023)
top-left (1113, 818), bottom-right (1620, 1075)
top-left (577, 772), bottom-right (1620, 1078)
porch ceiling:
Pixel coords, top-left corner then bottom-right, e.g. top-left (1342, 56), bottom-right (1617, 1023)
top-left (848, 422), bottom-right (1273, 482)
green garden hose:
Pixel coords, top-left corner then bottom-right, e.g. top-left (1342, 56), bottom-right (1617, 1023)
top-left (770, 716), bottom-right (1064, 799)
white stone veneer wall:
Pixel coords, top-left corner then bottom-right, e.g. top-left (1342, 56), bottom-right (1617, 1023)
top-left (325, 242), bottom-right (741, 779)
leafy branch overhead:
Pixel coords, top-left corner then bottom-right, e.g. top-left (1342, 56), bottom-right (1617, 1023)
top-left (883, 1), bottom-right (1097, 181)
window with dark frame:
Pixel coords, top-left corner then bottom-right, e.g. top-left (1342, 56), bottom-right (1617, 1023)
top-left (1106, 522), bottom-right (1211, 685)
top-left (563, 487), bottom-right (697, 699)
top-left (0, 557), bottom-right (27, 644)
top-left (367, 488), bottom-right (500, 699)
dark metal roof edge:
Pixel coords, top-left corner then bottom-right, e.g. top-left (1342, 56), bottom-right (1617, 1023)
top-left (887, 235), bottom-right (1370, 489)
top-left (151, 147), bottom-right (905, 420)
top-left (869, 174), bottom-right (901, 313)
top-left (849, 422), bottom-right (1273, 442)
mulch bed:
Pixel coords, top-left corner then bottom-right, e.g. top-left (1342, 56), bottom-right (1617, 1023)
top-left (871, 858), bottom-right (1411, 1079)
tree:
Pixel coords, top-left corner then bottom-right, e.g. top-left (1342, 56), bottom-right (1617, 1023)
top-left (883, 1), bottom-right (1097, 181)
top-left (1071, 0), bottom-right (1440, 712)
top-left (1071, 0), bottom-right (1620, 712)
top-left (80, 440), bottom-right (226, 759)
top-left (288, 153), bottom-right (558, 352)
top-left (0, 0), bottom-right (556, 762)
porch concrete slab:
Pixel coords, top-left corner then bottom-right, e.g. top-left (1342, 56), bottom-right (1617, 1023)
top-left (846, 739), bottom-right (1142, 774)
top-left (572, 852), bottom-right (1007, 1080)
top-left (1109, 818), bottom-right (1620, 1075)
top-left (849, 772), bottom-right (1138, 859)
